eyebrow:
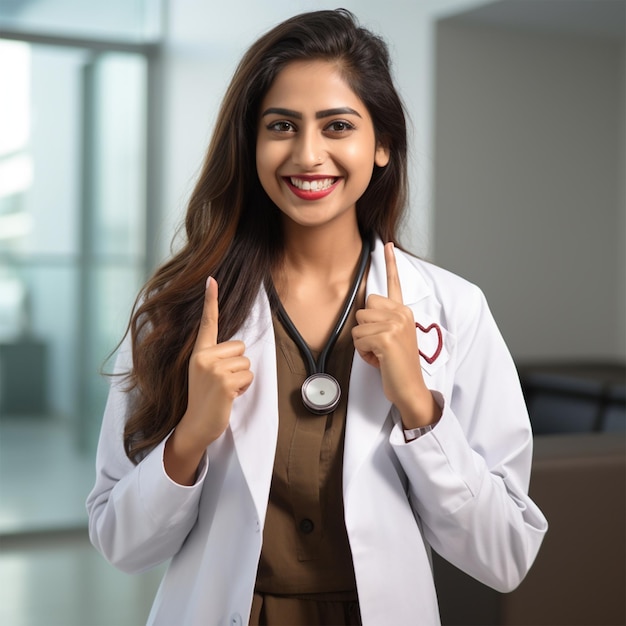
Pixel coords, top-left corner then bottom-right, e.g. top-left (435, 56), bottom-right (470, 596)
top-left (261, 107), bottom-right (362, 119)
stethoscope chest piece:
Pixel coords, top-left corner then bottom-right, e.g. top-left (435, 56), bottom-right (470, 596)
top-left (301, 373), bottom-right (341, 415)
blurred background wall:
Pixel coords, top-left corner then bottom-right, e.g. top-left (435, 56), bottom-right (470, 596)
top-left (0, 1), bottom-right (624, 625)
top-left (433, 2), bottom-right (625, 361)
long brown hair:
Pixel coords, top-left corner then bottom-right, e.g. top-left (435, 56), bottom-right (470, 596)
top-left (123, 9), bottom-right (409, 462)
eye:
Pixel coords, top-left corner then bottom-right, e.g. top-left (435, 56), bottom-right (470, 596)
top-left (325, 120), bottom-right (355, 134)
top-left (267, 120), bottom-right (296, 133)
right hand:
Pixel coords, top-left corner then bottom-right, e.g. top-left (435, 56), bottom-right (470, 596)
top-left (165, 277), bottom-right (254, 483)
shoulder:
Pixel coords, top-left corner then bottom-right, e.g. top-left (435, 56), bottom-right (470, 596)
top-left (393, 248), bottom-right (499, 347)
top-left (393, 249), bottom-right (515, 379)
top-left (369, 238), bottom-right (490, 328)
top-left (396, 248), bottom-right (486, 307)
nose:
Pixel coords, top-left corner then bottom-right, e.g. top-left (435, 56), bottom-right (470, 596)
top-left (292, 128), bottom-right (324, 169)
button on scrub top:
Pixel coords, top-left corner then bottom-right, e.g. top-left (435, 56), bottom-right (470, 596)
top-left (251, 274), bottom-right (367, 626)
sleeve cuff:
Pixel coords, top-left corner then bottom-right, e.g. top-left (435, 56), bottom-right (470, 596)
top-left (135, 432), bottom-right (208, 527)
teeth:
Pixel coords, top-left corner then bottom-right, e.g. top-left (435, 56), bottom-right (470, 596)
top-left (290, 177), bottom-right (335, 191)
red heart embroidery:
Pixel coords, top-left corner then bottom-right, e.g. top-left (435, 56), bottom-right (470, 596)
top-left (416, 322), bottom-right (443, 365)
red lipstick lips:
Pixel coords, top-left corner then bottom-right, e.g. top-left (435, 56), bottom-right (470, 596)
top-left (283, 176), bottom-right (340, 200)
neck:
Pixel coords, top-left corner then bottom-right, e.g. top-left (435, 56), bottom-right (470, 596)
top-left (280, 221), bottom-right (363, 280)
top-left (272, 220), bottom-right (368, 352)
top-left (272, 219), bottom-right (364, 303)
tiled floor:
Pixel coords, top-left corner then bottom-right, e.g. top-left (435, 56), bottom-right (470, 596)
top-left (0, 530), bottom-right (164, 626)
top-left (0, 417), bottom-right (164, 625)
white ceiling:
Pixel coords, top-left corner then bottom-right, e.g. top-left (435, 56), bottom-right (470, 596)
top-left (447, 0), bottom-right (625, 40)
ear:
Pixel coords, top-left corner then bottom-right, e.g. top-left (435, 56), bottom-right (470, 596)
top-left (375, 141), bottom-right (390, 168)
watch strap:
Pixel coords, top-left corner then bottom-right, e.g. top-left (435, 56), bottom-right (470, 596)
top-left (403, 423), bottom-right (434, 442)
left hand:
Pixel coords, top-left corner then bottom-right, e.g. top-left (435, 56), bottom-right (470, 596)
top-left (352, 242), bottom-right (440, 428)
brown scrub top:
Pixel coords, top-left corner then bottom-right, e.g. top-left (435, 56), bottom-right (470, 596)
top-left (250, 278), bottom-right (367, 626)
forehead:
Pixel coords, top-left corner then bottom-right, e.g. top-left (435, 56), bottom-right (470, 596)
top-left (261, 59), bottom-right (367, 113)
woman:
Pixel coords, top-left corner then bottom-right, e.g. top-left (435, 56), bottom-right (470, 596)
top-left (87, 9), bottom-right (547, 625)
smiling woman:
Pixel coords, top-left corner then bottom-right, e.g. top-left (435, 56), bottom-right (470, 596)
top-left (86, 9), bottom-right (547, 626)
top-left (256, 60), bottom-right (389, 235)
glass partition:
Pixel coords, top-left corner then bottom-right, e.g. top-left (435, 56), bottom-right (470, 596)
top-left (0, 39), bottom-right (148, 532)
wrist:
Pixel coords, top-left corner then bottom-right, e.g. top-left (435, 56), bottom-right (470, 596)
top-left (397, 388), bottom-right (442, 431)
top-left (164, 427), bottom-right (206, 486)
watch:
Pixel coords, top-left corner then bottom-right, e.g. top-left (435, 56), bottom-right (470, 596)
top-left (403, 423), bottom-right (434, 442)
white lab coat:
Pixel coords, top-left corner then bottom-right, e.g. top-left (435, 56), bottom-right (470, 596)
top-left (87, 238), bottom-right (547, 626)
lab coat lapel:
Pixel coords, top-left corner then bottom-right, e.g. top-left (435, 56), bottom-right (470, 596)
top-left (343, 239), bottom-right (434, 490)
top-left (225, 243), bottom-right (450, 517)
top-left (228, 287), bottom-right (279, 524)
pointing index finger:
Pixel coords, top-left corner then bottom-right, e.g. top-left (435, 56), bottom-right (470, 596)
top-left (196, 276), bottom-right (219, 348)
top-left (385, 242), bottom-right (404, 303)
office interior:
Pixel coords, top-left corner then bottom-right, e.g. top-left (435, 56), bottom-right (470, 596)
top-left (0, 1), bottom-right (624, 625)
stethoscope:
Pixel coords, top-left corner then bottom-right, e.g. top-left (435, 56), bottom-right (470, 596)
top-left (268, 238), bottom-right (371, 415)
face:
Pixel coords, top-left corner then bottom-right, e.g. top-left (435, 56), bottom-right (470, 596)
top-left (256, 60), bottom-right (389, 233)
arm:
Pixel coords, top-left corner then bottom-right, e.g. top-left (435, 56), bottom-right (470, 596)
top-left (86, 338), bottom-right (208, 574)
top-left (86, 277), bottom-right (253, 573)
top-left (391, 286), bottom-right (547, 592)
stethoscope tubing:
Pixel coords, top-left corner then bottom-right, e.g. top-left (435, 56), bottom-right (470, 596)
top-left (268, 237), bottom-right (372, 414)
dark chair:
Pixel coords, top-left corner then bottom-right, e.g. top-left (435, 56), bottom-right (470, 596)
top-left (519, 362), bottom-right (625, 434)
